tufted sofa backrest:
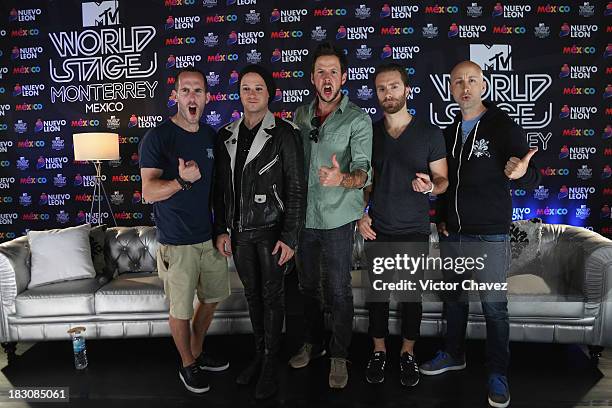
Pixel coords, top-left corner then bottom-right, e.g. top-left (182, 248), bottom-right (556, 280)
top-left (105, 226), bottom-right (159, 276)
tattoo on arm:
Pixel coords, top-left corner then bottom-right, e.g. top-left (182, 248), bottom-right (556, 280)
top-left (340, 169), bottom-right (367, 189)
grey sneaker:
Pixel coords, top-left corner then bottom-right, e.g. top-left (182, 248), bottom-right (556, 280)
top-left (289, 343), bottom-right (326, 369)
top-left (329, 358), bottom-right (349, 389)
top-left (419, 351), bottom-right (466, 376)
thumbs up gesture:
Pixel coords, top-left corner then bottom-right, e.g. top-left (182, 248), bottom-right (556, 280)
top-left (504, 148), bottom-right (538, 180)
top-left (318, 154), bottom-right (343, 186)
top-left (178, 157), bottom-right (201, 183)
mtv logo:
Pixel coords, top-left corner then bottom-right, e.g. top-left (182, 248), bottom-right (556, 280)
top-left (469, 44), bottom-right (512, 72)
top-left (82, 1), bottom-right (120, 27)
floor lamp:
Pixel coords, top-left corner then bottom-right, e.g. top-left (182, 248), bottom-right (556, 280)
top-left (72, 132), bottom-right (120, 226)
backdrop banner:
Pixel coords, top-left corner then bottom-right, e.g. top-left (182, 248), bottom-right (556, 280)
top-left (0, 0), bottom-right (610, 240)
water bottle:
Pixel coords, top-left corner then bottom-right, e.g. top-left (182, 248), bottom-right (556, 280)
top-left (67, 327), bottom-right (88, 369)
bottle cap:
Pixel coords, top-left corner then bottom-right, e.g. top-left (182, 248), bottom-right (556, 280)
top-left (67, 326), bottom-right (87, 335)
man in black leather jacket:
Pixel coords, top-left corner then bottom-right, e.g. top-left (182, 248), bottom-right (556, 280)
top-left (213, 64), bottom-right (306, 399)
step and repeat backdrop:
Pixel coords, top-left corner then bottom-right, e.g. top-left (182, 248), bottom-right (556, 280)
top-left (0, 0), bottom-right (610, 241)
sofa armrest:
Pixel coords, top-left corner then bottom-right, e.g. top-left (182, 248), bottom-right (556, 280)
top-left (0, 236), bottom-right (30, 342)
top-left (594, 263), bottom-right (612, 347)
top-left (555, 226), bottom-right (612, 299)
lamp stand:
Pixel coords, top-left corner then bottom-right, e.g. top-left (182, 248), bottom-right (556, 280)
top-left (90, 161), bottom-right (117, 227)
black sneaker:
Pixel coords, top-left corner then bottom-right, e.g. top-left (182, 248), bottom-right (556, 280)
top-left (179, 363), bottom-right (210, 393)
top-left (400, 352), bottom-right (420, 387)
top-left (365, 351), bottom-right (386, 384)
top-left (196, 352), bottom-right (230, 372)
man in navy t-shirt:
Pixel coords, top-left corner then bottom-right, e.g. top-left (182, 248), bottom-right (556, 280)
top-left (139, 67), bottom-right (230, 394)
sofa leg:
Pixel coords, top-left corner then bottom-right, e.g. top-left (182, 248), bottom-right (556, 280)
top-left (1, 342), bottom-right (17, 364)
top-left (588, 345), bottom-right (604, 362)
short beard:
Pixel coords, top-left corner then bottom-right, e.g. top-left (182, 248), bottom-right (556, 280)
top-left (382, 98), bottom-right (406, 114)
top-left (317, 87), bottom-right (342, 104)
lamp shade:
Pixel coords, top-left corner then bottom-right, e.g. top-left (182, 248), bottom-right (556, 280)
top-left (73, 132), bottom-right (120, 161)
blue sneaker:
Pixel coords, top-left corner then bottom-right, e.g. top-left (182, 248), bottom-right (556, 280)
top-left (488, 374), bottom-right (510, 408)
top-left (419, 351), bottom-right (466, 376)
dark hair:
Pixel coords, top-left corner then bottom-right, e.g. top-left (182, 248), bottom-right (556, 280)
top-left (174, 67), bottom-right (207, 92)
top-left (374, 63), bottom-right (410, 87)
top-left (239, 64), bottom-right (276, 104)
top-left (310, 42), bottom-right (347, 74)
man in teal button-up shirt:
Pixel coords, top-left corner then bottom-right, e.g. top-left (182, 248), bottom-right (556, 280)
top-left (288, 42), bottom-right (373, 390)
top-left (298, 94), bottom-right (373, 229)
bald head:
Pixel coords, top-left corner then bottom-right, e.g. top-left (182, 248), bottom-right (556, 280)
top-left (450, 60), bottom-right (483, 79)
top-left (449, 60), bottom-right (487, 118)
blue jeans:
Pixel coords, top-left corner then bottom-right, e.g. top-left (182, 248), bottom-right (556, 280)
top-left (441, 232), bottom-right (510, 376)
top-left (298, 222), bottom-right (355, 359)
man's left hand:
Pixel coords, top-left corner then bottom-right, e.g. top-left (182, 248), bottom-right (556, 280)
top-left (318, 154), bottom-right (343, 187)
top-left (505, 148), bottom-right (538, 180)
top-left (272, 240), bottom-right (295, 266)
top-left (412, 172), bottom-right (434, 193)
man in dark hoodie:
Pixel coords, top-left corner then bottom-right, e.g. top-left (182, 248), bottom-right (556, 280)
top-left (419, 61), bottom-right (539, 408)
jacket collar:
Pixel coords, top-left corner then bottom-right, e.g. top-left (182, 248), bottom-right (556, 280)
top-left (223, 110), bottom-right (276, 174)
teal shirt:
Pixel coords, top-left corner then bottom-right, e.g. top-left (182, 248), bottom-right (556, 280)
top-left (294, 95), bottom-right (373, 230)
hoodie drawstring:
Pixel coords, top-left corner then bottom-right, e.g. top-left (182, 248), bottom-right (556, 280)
top-left (466, 120), bottom-right (481, 161)
top-left (452, 122), bottom-right (460, 159)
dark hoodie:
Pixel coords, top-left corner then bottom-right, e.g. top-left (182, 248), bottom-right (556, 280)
top-left (437, 102), bottom-right (540, 235)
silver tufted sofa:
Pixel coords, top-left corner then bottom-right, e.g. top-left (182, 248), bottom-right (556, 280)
top-left (0, 221), bottom-right (611, 354)
top-left (0, 226), bottom-right (252, 345)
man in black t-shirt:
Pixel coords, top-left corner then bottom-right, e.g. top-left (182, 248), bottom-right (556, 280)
top-left (358, 63), bottom-right (448, 387)
top-left (139, 67), bottom-right (230, 394)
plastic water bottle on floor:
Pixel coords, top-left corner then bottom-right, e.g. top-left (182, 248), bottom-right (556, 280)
top-left (67, 327), bottom-right (88, 369)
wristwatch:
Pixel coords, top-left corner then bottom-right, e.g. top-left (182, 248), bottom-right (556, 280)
top-left (176, 176), bottom-right (192, 191)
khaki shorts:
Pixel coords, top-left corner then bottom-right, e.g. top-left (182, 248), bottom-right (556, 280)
top-left (157, 240), bottom-right (230, 320)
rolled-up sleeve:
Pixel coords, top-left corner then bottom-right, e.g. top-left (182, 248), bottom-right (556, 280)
top-left (349, 113), bottom-right (373, 188)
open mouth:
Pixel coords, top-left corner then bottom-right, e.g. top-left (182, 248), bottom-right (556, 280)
top-left (188, 106), bottom-right (197, 115)
top-left (323, 85), bottom-right (333, 97)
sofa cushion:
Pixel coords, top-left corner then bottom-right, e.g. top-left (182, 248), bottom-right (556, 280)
top-left (28, 224), bottom-right (96, 288)
top-left (105, 227), bottom-right (158, 276)
top-left (15, 278), bottom-right (103, 317)
top-left (95, 273), bottom-right (168, 314)
top-left (89, 224), bottom-right (108, 277)
top-left (509, 219), bottom-right (544, 276)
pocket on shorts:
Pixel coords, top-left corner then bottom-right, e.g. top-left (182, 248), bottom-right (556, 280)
top-left (157, 245), bottom-right (172, 276)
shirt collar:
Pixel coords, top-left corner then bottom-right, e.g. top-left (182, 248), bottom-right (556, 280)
top-left (308, 94), bottom-right (348, 117)
top-left (239, 119), bottom-right (262, 135)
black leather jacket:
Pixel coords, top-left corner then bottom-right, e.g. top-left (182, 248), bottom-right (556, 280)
top-left (213, 111), bottom-right (306, 249)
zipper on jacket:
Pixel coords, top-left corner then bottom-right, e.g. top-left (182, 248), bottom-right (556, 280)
top-left (258, 154), bottom-right (279, 175)
top-left (272, 184), bottom-right (285, 212)
top-left (238, 137), bottom-right (272, 231)
top-left (455, 138), bottom-right (465, 233)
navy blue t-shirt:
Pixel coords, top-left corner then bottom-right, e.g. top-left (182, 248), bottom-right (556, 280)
top-left (139, 119), bottom-right (216, 245)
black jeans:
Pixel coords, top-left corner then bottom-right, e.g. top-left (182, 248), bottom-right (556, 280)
top-left (365, 232), bottom-right (428, 341)
top-left (298, 222), bottom-right (355, 359)
top-left (232, 228), bottom-right (285, 357)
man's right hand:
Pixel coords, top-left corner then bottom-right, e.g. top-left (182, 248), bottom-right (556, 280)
top-left (215, 234), bottom-right (232, 257)
top-left (437, 222), bottom-right (449, 237)
top-left (357, 213), bottom-right (376, 240)
top-left (178, 158), bottom-right (201, 183)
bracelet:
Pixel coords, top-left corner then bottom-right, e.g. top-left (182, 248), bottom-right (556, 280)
top-left (423, 183), bottom-right (434, 194)
top-left (176, 176), bottom-right (192, 191)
